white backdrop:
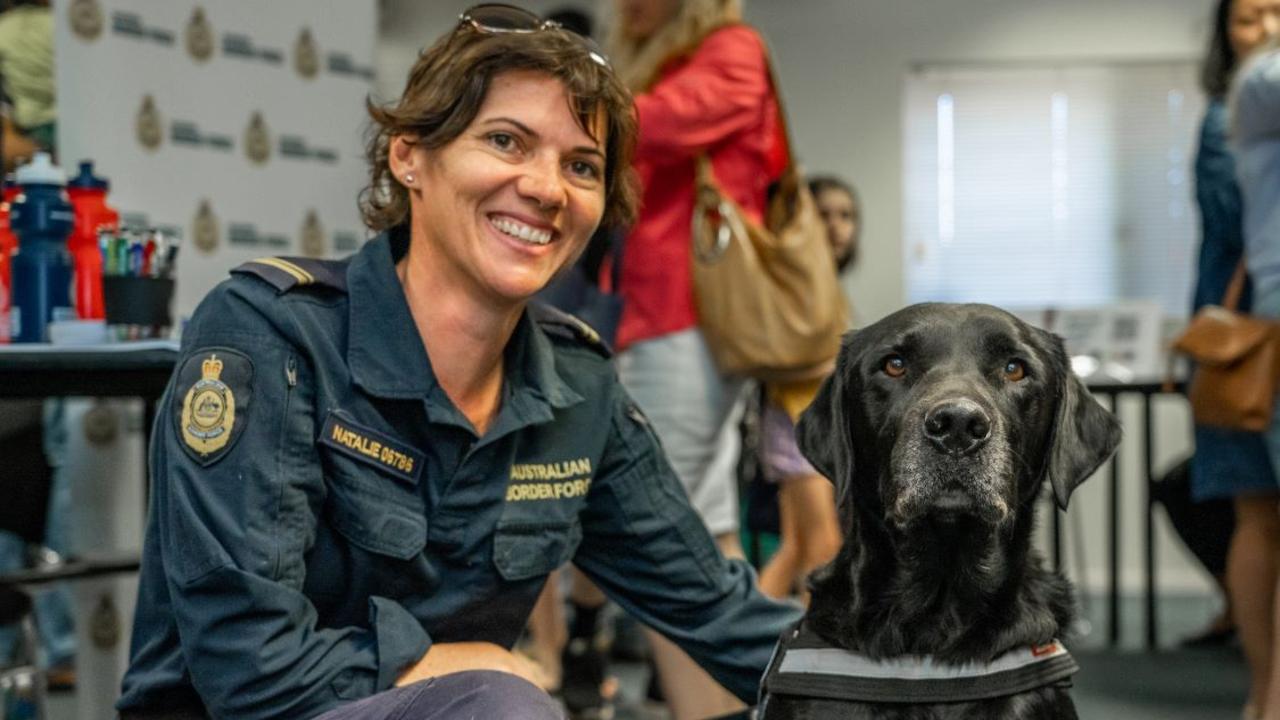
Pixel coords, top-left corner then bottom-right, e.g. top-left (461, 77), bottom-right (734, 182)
top-left (49, 4), bottom-right (374, 714)
top-left (55, 0), bottom-right (376, 319)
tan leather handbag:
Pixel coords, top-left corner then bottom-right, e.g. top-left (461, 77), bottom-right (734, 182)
top-left (1173, 263), bottom-right (1280, 432)
top-left (690, 50), bottom-right (848, 382)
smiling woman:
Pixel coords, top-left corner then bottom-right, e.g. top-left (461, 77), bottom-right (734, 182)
top-left (116, 5), bottom-right (801, 720)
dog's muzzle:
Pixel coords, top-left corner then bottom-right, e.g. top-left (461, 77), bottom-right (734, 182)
top-left (890, 397), bottom-right (1012, 527)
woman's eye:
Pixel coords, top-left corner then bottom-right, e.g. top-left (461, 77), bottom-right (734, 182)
top-left (1004, 359), bottom-right (1027, 382)
top-left (883, 355), bottom-right (907, 378)
top-left (487, 132), bottom-right (517, 151)
top-left (568, 159), bottom-right (601, 180)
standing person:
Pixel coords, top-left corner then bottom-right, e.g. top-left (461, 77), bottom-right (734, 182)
top-left (754, 175), bottom-right (858, 601)
top-left (1192, 2), bottom-right (1280, 717)
top-left (1233, 27), bottom-right (1280, 720)
top-left (115, 6), bottom-right (800, 719)
top-left (0, 0), bottom-right (53, 167)
top-left (606, 0), bottom-right (787, 716)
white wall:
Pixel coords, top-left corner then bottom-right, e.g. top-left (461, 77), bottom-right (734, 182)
top-left (373, 0), bottom-right (1221, 602)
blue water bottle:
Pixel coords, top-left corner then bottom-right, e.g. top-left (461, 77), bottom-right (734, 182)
top-left (9, 153), bottom-right (74, 343)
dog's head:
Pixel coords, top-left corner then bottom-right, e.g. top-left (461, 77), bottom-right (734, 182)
top-left (797, 303), bottom-right (1120, 534)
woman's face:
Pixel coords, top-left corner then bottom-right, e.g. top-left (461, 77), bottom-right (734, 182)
top-left (815, 187), bottom-right (858, 267)
top-left (617, 0), bottom-right (681, 41)
top-left (398, 70), bottom-right (607, 306)
top-left (1230, 0), bottom-right (1280, 59)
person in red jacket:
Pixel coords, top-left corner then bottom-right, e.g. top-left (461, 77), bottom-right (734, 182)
top-left (604, 1), bottom-right (789, 717)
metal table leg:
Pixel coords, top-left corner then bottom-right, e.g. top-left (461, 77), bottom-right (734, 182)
top-left (1144, 392), bottom-right (1157, 650)
top-left (1109, 392), bottom-right (1121, 648)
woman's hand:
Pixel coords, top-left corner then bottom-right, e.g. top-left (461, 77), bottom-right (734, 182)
top-left (394, 641), bottom-right (548, 689)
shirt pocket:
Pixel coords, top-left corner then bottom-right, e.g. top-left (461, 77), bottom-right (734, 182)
top-left (324, 454), bottom-right (427, 561)
top-left (492, 519), bottom-right (582, 582)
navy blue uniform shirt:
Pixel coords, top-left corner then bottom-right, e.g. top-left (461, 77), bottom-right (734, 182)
top-left (117, 229), bottom-right (800, 719)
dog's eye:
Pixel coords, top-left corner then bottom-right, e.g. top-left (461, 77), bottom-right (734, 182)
top-left (1004, 359), bottom-right (1027, 382)
top-left (884, 355), bottom-right (907, 378)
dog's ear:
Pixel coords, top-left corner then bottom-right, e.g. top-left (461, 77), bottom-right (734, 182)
top-left (797, 359), bottom-right (855, 499)
top-left (1042, 334), bottom-right (1123, 510)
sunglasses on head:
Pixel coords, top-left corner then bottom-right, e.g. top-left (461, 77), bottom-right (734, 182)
top-left (457, 3), bottom-right (611, 69)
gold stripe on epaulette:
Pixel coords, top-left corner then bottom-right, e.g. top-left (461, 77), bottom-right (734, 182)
top-left (254, 257), bottom-right (315, 285)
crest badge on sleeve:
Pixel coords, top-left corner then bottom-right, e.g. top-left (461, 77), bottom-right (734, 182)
top-left (174, 348), bottom-right (253, 466)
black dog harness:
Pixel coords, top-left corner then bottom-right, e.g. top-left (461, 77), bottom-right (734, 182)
top-left (762, 622), bottom-right (1078, 705)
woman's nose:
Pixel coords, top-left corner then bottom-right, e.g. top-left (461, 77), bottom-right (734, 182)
top-left (517, 158), bottom-right (567, 210)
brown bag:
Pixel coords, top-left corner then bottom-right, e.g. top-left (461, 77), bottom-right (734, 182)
top-left (690, 50), bottom-right (848, 382)
top-left (1172, 263), bottom-right (1280, 432)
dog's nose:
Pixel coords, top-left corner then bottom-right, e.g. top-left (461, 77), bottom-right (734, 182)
top-left (923, 400), bottom-right (991, 455)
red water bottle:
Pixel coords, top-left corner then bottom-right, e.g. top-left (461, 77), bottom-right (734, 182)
top-left (66, 161), bottom-right (118, 320)
top-left (0, 179), bottom-right (19, 343)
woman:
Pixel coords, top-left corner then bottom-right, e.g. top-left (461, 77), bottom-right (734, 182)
top-left (1191, 2), bottom-right (1280, 717)
top-left (810, 176), bottom-right (861, 273)
top-left (755, 176), bottom-right (859, 601)
top-left (115, 7), bottom-right (799, 719)
top-left (604, 0), bottom-right (788, 716)
top-left (1234, 29), bottom-right (1280, 720)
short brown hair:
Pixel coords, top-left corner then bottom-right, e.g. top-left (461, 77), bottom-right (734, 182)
top-left (362, 25), bottom-right (639, 232)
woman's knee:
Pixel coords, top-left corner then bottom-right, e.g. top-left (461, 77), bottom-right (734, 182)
top-left (405, 670), bottom-right (563, 720)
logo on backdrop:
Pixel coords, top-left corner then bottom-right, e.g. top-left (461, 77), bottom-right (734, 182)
top-left (69, 0), bottom-right (104, 41)
top-left (294, 27), bottom-right (319, 79)
top-left (185, 6), bottom-right (215, 62)
top-left (136, 95), bottom-right (164, 151)
top-left (244, 111), bottom-right (272, 165)
top-left (193, 199), bottom-right (220, 254)
top-left (300, 209), bottom-right (325, 258)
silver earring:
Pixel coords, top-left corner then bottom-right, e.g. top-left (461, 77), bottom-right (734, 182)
top-left (404, 173), bottom-right (415, 184)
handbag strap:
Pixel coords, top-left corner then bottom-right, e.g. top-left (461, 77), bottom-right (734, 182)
top-left (694, 25), bottom-right (802, 206)
top-left (1222, 261), bottom-right (1247, 311)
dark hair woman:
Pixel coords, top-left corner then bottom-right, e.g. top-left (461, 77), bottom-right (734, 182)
top-left (116, 6), bottom-right (798, 719)
top-left (1189, 2), bottom-right (1280, 718)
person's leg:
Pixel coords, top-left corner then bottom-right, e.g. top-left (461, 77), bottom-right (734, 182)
top-left (560, 568), bottom-right (618, 717)
top-left (312, 670), bottom-right (565, 720)
top-left (756, 497), bottom-right (802, 599)
top-left (1230, 494), bottom-right (1280, 716)
top-left (784, 474), bottom-right (842, 603)
top-left (525, 570), bottom-right (566, 691)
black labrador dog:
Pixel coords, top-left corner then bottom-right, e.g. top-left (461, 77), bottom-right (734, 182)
top-left (760, 303), bottom-right (1121, 719)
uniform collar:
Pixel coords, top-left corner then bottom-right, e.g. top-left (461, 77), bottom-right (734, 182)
top-left (346, 228), bottom-right (582, 433)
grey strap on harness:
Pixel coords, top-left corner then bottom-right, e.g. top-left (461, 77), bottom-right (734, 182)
top-left (763, 623), bottom-right (1079, 705)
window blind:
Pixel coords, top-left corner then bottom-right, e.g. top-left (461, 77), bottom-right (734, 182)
top-left (903, 62), bottom-right (1203, 318)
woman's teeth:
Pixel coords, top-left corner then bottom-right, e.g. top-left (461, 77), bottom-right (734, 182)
top-left (490, 216), bottom-right (552, 245)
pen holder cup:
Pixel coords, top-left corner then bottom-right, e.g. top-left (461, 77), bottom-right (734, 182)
top-left (103, 276), bottom-right (175, 330)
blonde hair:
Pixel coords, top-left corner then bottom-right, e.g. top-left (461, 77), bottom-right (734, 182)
top-left (607, 0), bottom-right (743, 91)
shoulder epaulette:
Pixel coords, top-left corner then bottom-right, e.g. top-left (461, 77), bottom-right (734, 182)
top-left (530, 303), bottom-right (612, 358)
top-left (231, 256), bottom-right (349, 294)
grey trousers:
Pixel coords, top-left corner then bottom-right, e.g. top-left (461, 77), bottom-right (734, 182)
top-left (311, 670), bottom-right (565, 720)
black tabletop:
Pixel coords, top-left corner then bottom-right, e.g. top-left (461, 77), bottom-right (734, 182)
top-left (0, 344), bottom-right (178, 399)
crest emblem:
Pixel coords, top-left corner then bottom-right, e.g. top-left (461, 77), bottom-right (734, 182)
top-left (244, 111), bottom-right (271, 165)
top-left (300, 209), bottom-right (325, 258)
top-left (136, 95), bottom-right (163, 151)
top-left (69, 0), bottom-right (104, 42)
top-left (294, 27), bottom-right (319, 79)
top-left (193, 198), bottom-right (220, 253)
top-left (185, 7), bottom-right (215, 62)
top-left (182, 354), bottom-right (237, 455)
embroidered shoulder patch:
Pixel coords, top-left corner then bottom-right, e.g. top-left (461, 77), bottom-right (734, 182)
top-left (319, 411), bottom-right (424, 484)
top-left (174, 348), bottom-right (254, 466)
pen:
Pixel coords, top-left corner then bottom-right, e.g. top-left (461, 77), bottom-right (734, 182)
top-left (129, 241), bottom-right (143, 276)
top-left (142, 235), bottom-right (156, 276)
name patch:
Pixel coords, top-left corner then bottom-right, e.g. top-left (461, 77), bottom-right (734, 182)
top-left (320, 412), bottom-right (423, 484)
top-left (506, 458), bottom-right (593, 502)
